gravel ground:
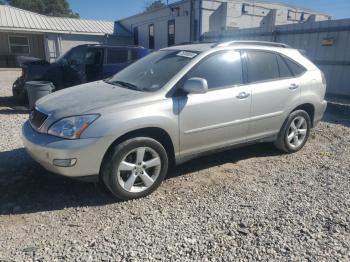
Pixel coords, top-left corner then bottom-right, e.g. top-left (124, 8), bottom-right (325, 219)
top-left (0, 70), bottom-right (349, 261)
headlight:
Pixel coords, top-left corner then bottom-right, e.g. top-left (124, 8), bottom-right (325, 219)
top-left (48, 114), bottom-right (99, 139)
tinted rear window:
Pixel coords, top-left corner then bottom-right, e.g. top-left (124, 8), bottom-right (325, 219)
top-left (245, 51), bottom-right (279, 83)
top-left (107, 49), bottom-right (130, 64)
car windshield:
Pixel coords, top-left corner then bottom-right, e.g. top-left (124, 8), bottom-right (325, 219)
top-left (105, 50), bottom-right (198, 92)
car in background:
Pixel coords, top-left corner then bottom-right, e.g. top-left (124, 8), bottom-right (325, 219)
top-left (12, 44), bottom-right (151, 102)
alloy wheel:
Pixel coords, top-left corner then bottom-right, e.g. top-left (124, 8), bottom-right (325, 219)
top-left (286, 116), bottom-right (308, 149)
top-left (117, 147), bottom-right (161, 193)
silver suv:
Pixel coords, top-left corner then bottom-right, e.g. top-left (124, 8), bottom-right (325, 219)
top-left (22, 41), bottom-right (327, 200)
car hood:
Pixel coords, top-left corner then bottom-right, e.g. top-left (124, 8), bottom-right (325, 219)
top-left (36, 80), bottom-right (154, 118)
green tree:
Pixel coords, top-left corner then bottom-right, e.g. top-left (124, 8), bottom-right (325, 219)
top-left (145, 0), bottom-right (166, 12)
top-left (5, 0), bottom-right (79, 18)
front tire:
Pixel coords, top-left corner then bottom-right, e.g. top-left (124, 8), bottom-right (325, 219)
top-left (102, 137), bottom-right (169, 200)
top-left (274, 110), bottom-right (311, 153)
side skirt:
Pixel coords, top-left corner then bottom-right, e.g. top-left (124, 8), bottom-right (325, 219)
top-left (175, 135), bottom-right (277, 165)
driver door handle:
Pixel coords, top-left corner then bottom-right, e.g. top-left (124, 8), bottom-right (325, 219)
top-left (236, 92), bottom-right (250, 99)
top-left (289, 83), bottom-right (299, 90)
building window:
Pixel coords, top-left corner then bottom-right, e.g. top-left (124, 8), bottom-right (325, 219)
top-left (8, 36), bottom-right (30, 54)
top-left (242, 4), bottom-right (248, 14)
top-left (193, 19), bottom-right (199, 41)
top-left (168, 20), bottom-right (175, 46)
top-left (149, 24), bottom-right (155, 49)
top-left (133, 27), bottom-right (139, 46)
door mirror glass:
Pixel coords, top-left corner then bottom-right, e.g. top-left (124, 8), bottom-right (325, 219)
top-left (183, 77), bottom-right (208, 94)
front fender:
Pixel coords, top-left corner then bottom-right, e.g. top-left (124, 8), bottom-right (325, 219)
top-left (81, 98), bottom-right (179, 153)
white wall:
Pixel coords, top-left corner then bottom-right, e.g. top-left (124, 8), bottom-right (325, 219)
top-left (201, 0), bottom-right (330, 34)
top-left (116, 0), bottom-right (330, 49)
top-left (119, 1), bottom-right (192, 50)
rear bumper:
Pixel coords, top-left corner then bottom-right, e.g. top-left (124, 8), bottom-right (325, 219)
top-left (21, 121), bottom-right (110, 178)
top-left (314, 100), bottom-right (327, 126)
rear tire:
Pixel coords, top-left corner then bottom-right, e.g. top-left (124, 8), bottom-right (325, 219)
top-left (12, 78), bottom-right (27, 103)
top-left (101, 137), bottom-right (168, 200)
top-left (274, 110), bottom-right (311, 153)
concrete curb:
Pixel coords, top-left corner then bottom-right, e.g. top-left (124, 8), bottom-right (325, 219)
top-left (0, 68), bottom-right (21, 71)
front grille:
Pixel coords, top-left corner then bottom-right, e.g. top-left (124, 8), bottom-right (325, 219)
top-left (29, 108), bottom-right (48, 129)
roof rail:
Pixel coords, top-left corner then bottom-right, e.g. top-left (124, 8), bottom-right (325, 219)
top-left (216, 41), bottom-right (290, 48)
top-left (173, 41), bottom-right (217, 46)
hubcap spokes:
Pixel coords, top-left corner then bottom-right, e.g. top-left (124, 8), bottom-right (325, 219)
top-left (117, 147), bottom-right (161, 193)
top-left (287, 116), bottom-right (307, 148)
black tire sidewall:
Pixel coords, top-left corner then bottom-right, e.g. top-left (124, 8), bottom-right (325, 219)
top-left (105, 137), bottom-right (168, 200)
top-left (12, 83), bottom-right (27, 102)
top-left (283, 110), bottom-right (311, 153)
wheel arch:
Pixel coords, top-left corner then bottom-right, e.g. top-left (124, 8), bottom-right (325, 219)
top-left (290, 103), bottom-right (315, 127)
top-left (99, 127), bottom-right (176, 178)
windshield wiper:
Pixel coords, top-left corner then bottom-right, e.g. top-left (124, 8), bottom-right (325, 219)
top-left (106, 80), bottom-right (139, 91)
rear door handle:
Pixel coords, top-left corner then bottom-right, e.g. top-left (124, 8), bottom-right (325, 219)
top-left (236, 92), bottom-right (250, 99)
top-left (289, 83), bottom-right (299, 90)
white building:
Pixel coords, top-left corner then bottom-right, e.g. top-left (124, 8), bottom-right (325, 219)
top-left (0, 5), bottom-right (132, 67)
top-left (117, 0), bottom-right (330, 50)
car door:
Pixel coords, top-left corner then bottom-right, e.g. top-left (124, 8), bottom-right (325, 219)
top-left (178, 50), bottom-right (251, 156)
top-left (85, 47), bottom-right (104, 82)
top-left (242, 50), bottom-right (302, 140)
top-left (62, 45), bottom-right (87, 88)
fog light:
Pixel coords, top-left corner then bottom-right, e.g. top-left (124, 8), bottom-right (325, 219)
top-left (53, 158), bottom-right (77, 167)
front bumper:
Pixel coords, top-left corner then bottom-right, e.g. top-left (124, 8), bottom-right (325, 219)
top-left (21, 121), bottom-right (110, 178)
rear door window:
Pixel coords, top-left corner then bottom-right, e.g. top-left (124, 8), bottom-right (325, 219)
top-left (245, 51), bottom-right (279, 83)
top-left (186, 51), bottom-right (243, 89)
top-left (107, 48), bottom-right (131, 64)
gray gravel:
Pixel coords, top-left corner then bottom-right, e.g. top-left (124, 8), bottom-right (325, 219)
top-left (0, 70), bottom-right (349, 261)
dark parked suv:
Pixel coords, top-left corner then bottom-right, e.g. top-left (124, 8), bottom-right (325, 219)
top-left (12, 44), bottom-right (150, 102)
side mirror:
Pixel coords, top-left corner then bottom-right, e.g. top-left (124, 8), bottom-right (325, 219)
top-left (183, 77), bottom-right (208, 94)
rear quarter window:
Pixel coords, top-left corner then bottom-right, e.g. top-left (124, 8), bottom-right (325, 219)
top-left (277, 55), bottom-right (294, 78)
top-left (284, 57), bottom-right (307, 76)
